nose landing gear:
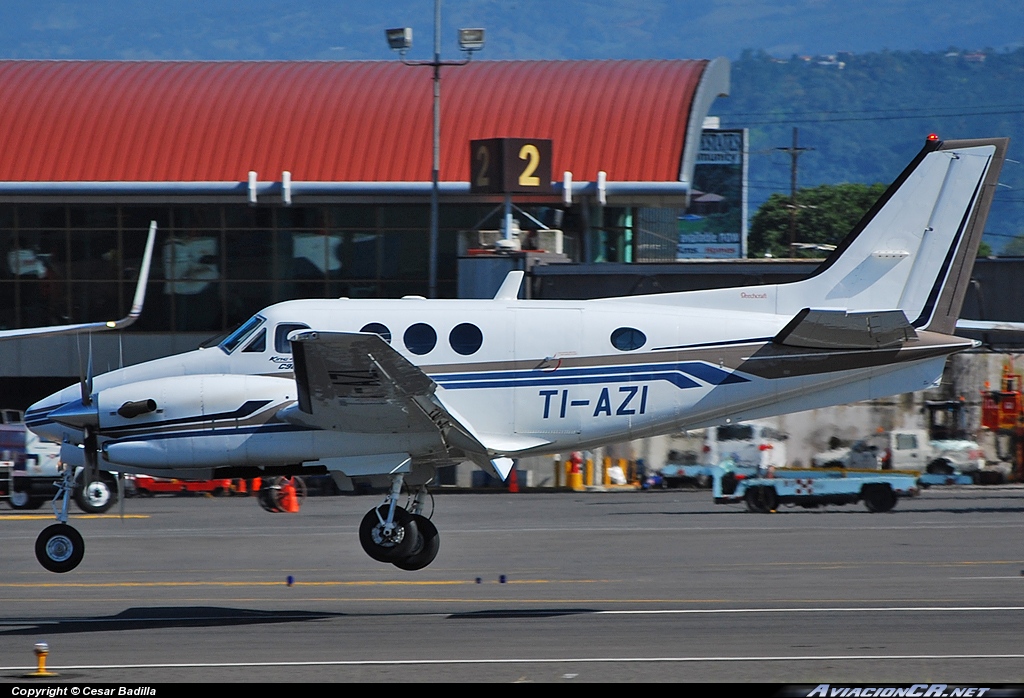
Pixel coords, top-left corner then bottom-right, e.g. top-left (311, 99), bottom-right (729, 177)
top-left (35, 464), bottom-right (85, 573)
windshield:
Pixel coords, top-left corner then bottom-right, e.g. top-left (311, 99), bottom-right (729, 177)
top-left (218, 315), bottom-right (266, 354)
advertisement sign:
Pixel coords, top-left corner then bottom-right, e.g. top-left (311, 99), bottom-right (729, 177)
top-left (677, 129), bottom-right (748, 259)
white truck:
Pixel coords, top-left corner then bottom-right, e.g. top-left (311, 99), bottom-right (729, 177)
top-left (0, 409), bottom-right (117, 512)
top-left (661, 423), bottom-right (787, 487)
top-left (813, 429), bottom-right (985, 475)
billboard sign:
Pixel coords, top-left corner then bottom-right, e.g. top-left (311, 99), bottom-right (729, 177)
top-left (677, 129), bottom-right (747, 259)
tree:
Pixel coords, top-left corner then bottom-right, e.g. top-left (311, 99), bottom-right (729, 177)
top-left (748, 182), bottom-right (887, 258)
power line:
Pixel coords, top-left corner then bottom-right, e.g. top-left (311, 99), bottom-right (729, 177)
top-left (717, 103), bottom-right (1024, 119)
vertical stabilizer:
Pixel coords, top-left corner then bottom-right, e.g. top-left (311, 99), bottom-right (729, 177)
top-left (775, 137), bottom-right (1008, 333)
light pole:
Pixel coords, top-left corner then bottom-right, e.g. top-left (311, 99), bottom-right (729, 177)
top-left (387, 3), bottom-right (484, 298)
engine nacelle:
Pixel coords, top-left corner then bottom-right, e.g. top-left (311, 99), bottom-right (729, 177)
top-left (96, 374), bottom-right (310, 470)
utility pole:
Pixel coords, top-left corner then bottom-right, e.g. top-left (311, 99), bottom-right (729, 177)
top-left (775, 127), bottom-right (814, 254)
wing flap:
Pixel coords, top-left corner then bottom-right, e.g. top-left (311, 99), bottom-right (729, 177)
top-left (774, 308), bottom-right (917, 350)
top-left (286, 331), bottom-right (548, 479)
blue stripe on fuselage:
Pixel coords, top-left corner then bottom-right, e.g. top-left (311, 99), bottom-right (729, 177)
top-left (434, 361), bottom-right (748, 390)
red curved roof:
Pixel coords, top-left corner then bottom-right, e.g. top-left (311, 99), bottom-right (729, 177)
top-left (0, 60), bottom-right (710, 183)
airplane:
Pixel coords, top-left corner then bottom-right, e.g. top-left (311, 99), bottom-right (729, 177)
top-left (23, 136), bottom-right (1008, 573)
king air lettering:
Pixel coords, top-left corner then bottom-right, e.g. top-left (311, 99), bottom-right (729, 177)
top-left (539, 386), bottom-right (649, 419)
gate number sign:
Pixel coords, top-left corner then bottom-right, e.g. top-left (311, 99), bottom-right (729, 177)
top-left (470, 138), bottom-right (553, 194)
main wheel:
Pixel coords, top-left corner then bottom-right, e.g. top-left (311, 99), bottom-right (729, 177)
top-left (35, 523), bottom-right (85, 573)
top-left (863, 484), bottom-right (896, 513)
top-left (745, 486), bottom-right (777, 513)
top-left (393, 515), bottom-right (440, 571)
top-left (359, 505), bottom-right (420, 563)
top-left (74, 474), bottom-right (117, 514)
top-left (8, 489), bottom-right (44, 510)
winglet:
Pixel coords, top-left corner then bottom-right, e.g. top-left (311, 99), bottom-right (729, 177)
top-left (0, 221), bottom-right (157, 340)
top-left (493, 271), bottom-right (524, 300)
top-left (117, 220), bottom-right (158, 328)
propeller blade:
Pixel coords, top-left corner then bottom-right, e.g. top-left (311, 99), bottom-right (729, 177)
top-left (76, 335), bottom-right (88, 406)
top-left (86, 332), bottom-right (94, 403)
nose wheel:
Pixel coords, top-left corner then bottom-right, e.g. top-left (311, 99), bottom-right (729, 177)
top-left (35, 523), bottom-right (85, 573)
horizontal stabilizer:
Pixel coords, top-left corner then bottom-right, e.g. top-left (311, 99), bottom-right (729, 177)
top-left (956, 319), bottom-right (1024, 334)
top-left (774, 308), bottom-right (917, 350)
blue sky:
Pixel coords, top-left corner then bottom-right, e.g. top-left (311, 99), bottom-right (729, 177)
top-left (1, 1), bottom-right (1020, 61)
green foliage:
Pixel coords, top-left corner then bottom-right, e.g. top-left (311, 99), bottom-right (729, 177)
top-left (749, 182), bottom-right (886, 258)
top-left (1001, 236), bottom-right (1024, 257)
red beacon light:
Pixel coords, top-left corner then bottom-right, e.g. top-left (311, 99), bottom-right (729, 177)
top-left (927, 133), bottom-right (940, 141)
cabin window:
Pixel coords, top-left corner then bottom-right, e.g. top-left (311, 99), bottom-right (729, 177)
top-left (242, 328), bottom-right (267, 353)
top-left (274, 323), bottom-right (310, 353)
top-left (360, 322), bottom-right (392, 344)
top-left (449, 323), bottom-right (483, 355)
top-left (404, 323), bottom-right (437, 355)
top-left (610, 327), bottom-right (646, 351)
top-left (219, 315), bottom-right (266, 354)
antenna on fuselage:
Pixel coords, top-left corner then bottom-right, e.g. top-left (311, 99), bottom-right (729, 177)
top-left (493, 271), bottom-right (524, 300)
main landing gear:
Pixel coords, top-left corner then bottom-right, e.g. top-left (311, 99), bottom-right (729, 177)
top-left (359, 475), bottom-right (440, 571)
top-left (35, 464), bottom-right (86, 573)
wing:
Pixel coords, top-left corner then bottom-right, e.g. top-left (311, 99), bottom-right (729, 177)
top-left (0, 221), bottom-right (157, 340)
top-left (282, 331), bottom-right (541, 479)
top-left (774, 308), bottom-right (917, 350)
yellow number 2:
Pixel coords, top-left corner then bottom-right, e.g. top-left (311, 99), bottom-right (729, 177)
top-left (518, 143), bottom-right (540, 187)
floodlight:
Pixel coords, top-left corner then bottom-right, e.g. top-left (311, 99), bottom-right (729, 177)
top-left (458, 28), bottom-right (485, 52)
top-left (386, 27), bottom-right (413, 52)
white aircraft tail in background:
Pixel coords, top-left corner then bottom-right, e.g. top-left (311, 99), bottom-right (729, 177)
top-left (24, 137), bottom-right (1008, 573)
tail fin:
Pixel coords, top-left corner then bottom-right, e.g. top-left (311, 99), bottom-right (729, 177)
top-left (776, 137), bottom-right (1008, 334)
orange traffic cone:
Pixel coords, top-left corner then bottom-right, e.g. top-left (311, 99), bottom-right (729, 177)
top-left (280, 479), bottom-right (300, 513)
top-left (508, 467), bottom-right (519, 493)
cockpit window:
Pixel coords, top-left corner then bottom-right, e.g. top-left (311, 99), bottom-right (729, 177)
top-left (219, 315), bottom-right (266, 354)
top-left (242, 328), bottom-right (267, 353)
top-left (275, 323), bottom-right (310, 354)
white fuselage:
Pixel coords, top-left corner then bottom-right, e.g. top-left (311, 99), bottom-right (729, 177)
top-left (25, 295), bottom-right (963, 478)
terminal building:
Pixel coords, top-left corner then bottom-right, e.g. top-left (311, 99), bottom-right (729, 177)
top-left (0, 58), bottom-right (731, 403)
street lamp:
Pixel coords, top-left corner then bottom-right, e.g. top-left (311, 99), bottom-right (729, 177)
top-left (386, 2), bottom-right (484, 298)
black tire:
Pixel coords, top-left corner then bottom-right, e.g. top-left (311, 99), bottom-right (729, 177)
top-left (359, 505), bottom-right (420, 563)
top-left (926, 458), bottom-right (954, 475)
top-left (35, 523), bottom-right (85, 573)
top-left (257, 480), bottom-right (282, 512)
top-left (745, 486), bottom-right (777, 513)
top-left (392, 515), bottom-right (440, 571)
top-left (74, 473), bottom-right (117, 514)
top-left (863, 484), bottom-right (897, 513)
top-left (8, 489), bottom-right (44, 510)
top-left (822, 460), bottom-right (845, 469)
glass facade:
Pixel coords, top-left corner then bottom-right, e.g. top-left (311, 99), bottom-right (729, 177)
top-left (0, 199), bottom-right (678, 333)
top-left (0, 202), bottom-right (503, 333)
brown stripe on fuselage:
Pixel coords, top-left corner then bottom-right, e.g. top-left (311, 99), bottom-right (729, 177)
top-left (422, 331), bottom-right (972, 381)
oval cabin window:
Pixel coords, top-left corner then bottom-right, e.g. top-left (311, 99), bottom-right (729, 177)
top-left (610, 327), bottom-right (646, 351)
top-left (403, 323), bottom-right (437, 355)
top-left (449, 323), bottom-right (483, 355)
